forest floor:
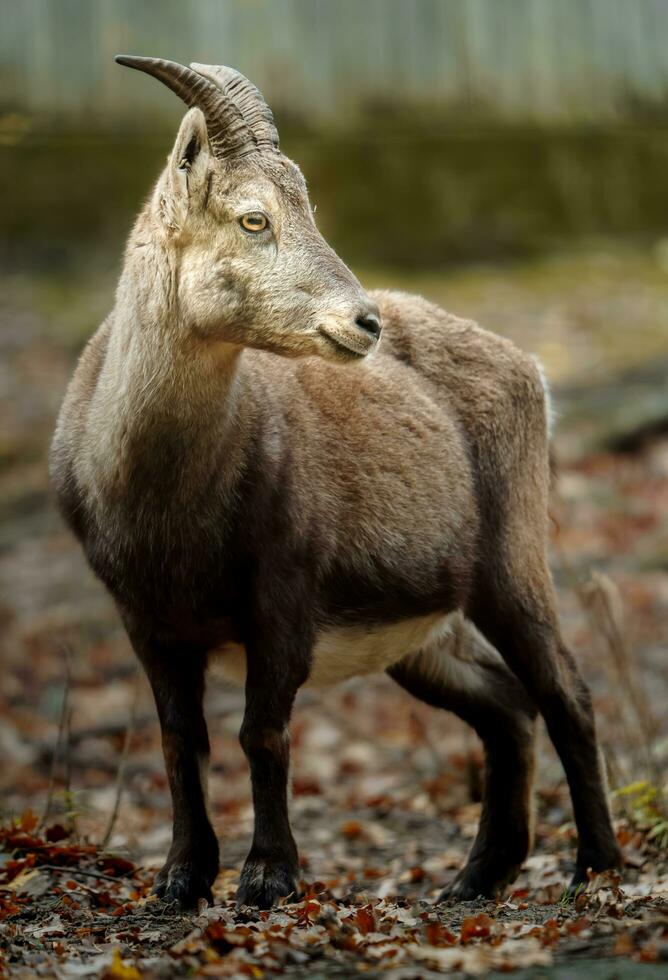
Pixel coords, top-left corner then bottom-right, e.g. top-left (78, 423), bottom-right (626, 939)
top-left (1, 246), bottom-right (667, 977)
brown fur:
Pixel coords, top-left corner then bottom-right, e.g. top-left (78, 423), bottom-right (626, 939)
top-left (50, 65), bottom-right (622, 909)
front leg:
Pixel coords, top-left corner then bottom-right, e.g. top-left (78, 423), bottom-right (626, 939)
top-left (128, 627), bottom-right (219, 908)
top-left (236, 614), bottom-right (310, 908)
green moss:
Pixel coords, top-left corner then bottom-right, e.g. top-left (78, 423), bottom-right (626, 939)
top-left (4, 122), bottom-right (668, 274)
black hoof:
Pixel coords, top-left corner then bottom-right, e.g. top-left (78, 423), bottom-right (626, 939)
top-left (152, 850), bottom-right (219, 909)
top-left (567, 843), bottom-right (624, 894)
top-left (236, 858), bottom-right (300, 909)
top-left (437, 861), bottom-right (519, 904)
top-left (437, 875), bottom-right (490, 903)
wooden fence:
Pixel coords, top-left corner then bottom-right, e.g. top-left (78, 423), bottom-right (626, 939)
top-left (2, 0), bottom-right (668, 125)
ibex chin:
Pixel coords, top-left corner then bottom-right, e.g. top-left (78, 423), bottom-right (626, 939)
top-left (51, 56), bottom-right (622, 909)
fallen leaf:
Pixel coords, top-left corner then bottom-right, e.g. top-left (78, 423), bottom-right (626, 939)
top-left (460, 912), bottom-right (494, 943)
top-left (100, 948), bottom-right (142, 980)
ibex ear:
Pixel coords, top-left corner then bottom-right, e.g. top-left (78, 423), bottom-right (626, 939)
top-left (157, 108), bottom-right (211, 232)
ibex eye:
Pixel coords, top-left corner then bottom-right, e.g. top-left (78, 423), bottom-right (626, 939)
top-left (240, 212), bottom-right (268, 233)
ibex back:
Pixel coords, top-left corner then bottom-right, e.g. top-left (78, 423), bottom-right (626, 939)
top-left (50, 56), bottom-right (622, 908)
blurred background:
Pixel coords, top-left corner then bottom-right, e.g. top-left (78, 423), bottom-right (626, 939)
top-left (0, 0), bottom-right (666, 894)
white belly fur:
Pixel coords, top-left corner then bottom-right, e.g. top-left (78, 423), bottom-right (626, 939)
top-left (209, 611), bottom-right (464, 689)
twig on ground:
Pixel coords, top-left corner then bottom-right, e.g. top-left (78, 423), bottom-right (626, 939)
top-left (551, 489), bottom-right (661, 793)
top-left (64, 703), bottom-right (78, 839)
top-left (38, 864), bottom-right (133, 884)
top-left (408, 709), bottom-right (443, 775)
top-left (39, 645), bottom-right (72, 831)
top-left (581, 571), bottom-right (661, 789)
top-left (101, 669), bottom-right (141, 849)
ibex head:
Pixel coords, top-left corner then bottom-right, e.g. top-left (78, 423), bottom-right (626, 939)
top-left (116, 56), bottom-right (381, 360)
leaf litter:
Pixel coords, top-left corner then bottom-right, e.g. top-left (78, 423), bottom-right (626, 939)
top-left (1, 254), bottom-right (668, 977)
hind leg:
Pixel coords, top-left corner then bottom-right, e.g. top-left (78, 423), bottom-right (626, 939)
top-left (389, 624), bottom-right (538, 899)
top-left (469, 569), bottom-right (622, 887)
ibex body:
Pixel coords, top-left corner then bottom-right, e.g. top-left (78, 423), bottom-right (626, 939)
top-left (51, 57), bottom-right (622, 908)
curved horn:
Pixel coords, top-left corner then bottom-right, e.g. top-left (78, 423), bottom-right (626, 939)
top-left (115, 55), bottom-right (257, 158)
top-left (191, 63), bottom-right (279, 153)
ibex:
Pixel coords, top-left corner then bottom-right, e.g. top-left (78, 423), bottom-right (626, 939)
top-left (50, 56), bottom-right (622, 909)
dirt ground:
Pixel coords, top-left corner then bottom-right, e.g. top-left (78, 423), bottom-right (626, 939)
top-left (1, 247), bottom-right (667, 977)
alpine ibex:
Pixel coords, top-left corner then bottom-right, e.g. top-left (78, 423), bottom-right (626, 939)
top-left (50, 56), bottom-right (622, 909)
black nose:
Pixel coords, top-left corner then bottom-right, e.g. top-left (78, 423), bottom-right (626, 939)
top-left (355, 312), bottom-right (382, 339)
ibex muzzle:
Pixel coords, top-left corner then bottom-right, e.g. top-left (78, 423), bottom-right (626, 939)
top-left (50, 55), bottom-right (622, 911)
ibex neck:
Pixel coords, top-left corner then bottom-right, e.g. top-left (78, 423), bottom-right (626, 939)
top-left (85, 268), bottom-right (244, 502)
top-left (105, 314), bottom-right (240, 431)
